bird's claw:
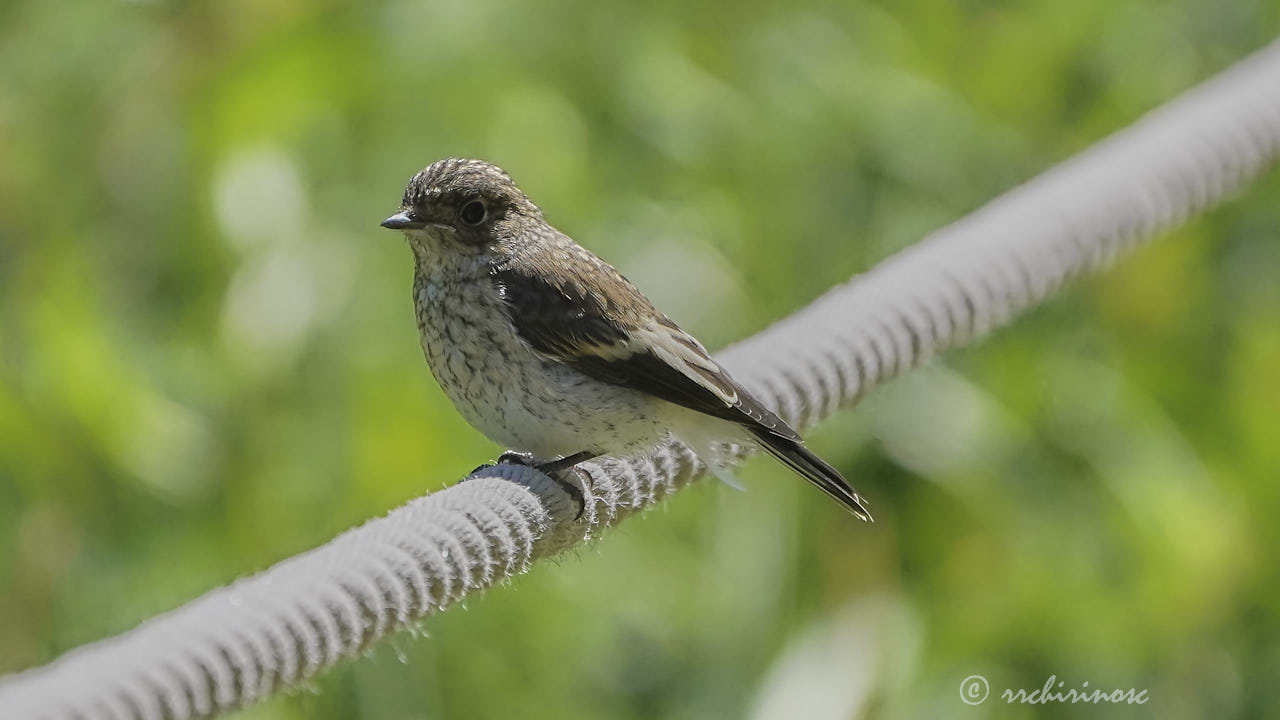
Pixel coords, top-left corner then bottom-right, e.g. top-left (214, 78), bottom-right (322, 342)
top-left (497, 450), bottom-right (538, 466)
top-left (549, 473), bottom-right (585, 521)
top-left (468, 450), bottom-right (536, 477)
top-left (486, 450), bottom-right (589, 520)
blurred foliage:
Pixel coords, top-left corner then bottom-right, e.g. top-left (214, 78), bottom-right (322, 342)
top-left (2, 0), bottom-right (1279, 718)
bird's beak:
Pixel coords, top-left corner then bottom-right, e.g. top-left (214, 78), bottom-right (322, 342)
top-left (380, 211), bottom-right (426, 230)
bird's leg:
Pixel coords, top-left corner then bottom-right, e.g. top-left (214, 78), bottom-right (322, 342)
top-left (484, 450), bottom-right (596, 520)
top-left (534, 450), bottom-right (597, 475)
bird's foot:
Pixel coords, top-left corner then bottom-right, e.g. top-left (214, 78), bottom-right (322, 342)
top-left (485, 450), bottom-right (595, 520)
top-left (470, 450), bottom-right (540, 475)
top-left (497, 450), bottom-right (539, 466)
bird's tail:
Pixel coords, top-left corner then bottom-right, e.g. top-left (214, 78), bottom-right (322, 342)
top-left (747, 428), bottom-right (873, 522)
top-left (668, 411), bottom-right (872, 521)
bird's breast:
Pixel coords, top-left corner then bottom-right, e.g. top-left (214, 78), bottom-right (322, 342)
top-left (411, 268), bottom-right (661, 457)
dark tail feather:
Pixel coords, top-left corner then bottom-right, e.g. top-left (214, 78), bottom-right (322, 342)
top-left (749, 428), bottom-right (873, 522)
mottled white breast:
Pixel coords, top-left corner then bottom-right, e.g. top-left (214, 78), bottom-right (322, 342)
top-left (412, 265), bottom-right (664, 459)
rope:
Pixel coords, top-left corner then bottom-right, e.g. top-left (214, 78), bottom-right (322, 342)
top-left (4, 38), bottom-right (1279, 720)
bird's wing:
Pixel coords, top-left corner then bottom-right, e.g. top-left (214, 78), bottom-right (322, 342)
top-left (491, 259), bottom-right (798, 441)
top-left (491, 256), bottom-right (872, 521)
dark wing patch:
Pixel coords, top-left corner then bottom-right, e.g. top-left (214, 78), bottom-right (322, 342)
top-left (573, 351), bottom-right (801, 443)
top-left (493, 267), bottom-right (629, 356)
top-left (493, 261), bottom-right (871, 520)
top-left (492, 265), bottom-right (800, 442)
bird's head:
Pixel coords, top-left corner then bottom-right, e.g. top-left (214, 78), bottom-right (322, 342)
top-left (381, 158), bottom-right (541, 257)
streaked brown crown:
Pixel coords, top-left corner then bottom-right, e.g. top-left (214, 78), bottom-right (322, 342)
top-left (402, 158), bottom-right (540, 217)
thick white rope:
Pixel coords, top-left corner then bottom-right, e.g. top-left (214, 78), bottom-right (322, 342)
top-left (3, 39), bottom-right (1279, 720)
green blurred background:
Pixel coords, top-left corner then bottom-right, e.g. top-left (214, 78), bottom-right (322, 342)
top-left (2, 0), bottom-right (1279, 717)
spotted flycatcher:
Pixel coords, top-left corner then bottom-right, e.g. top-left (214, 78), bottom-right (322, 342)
top-left (382, 158), bottom-right (870, 520)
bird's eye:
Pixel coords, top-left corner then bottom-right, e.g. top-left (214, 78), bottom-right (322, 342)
top-left (459, 200), bottom-right (486, 226)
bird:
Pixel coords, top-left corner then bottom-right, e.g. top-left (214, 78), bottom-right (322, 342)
top-left (380, 158), bottom-right (871, 521)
